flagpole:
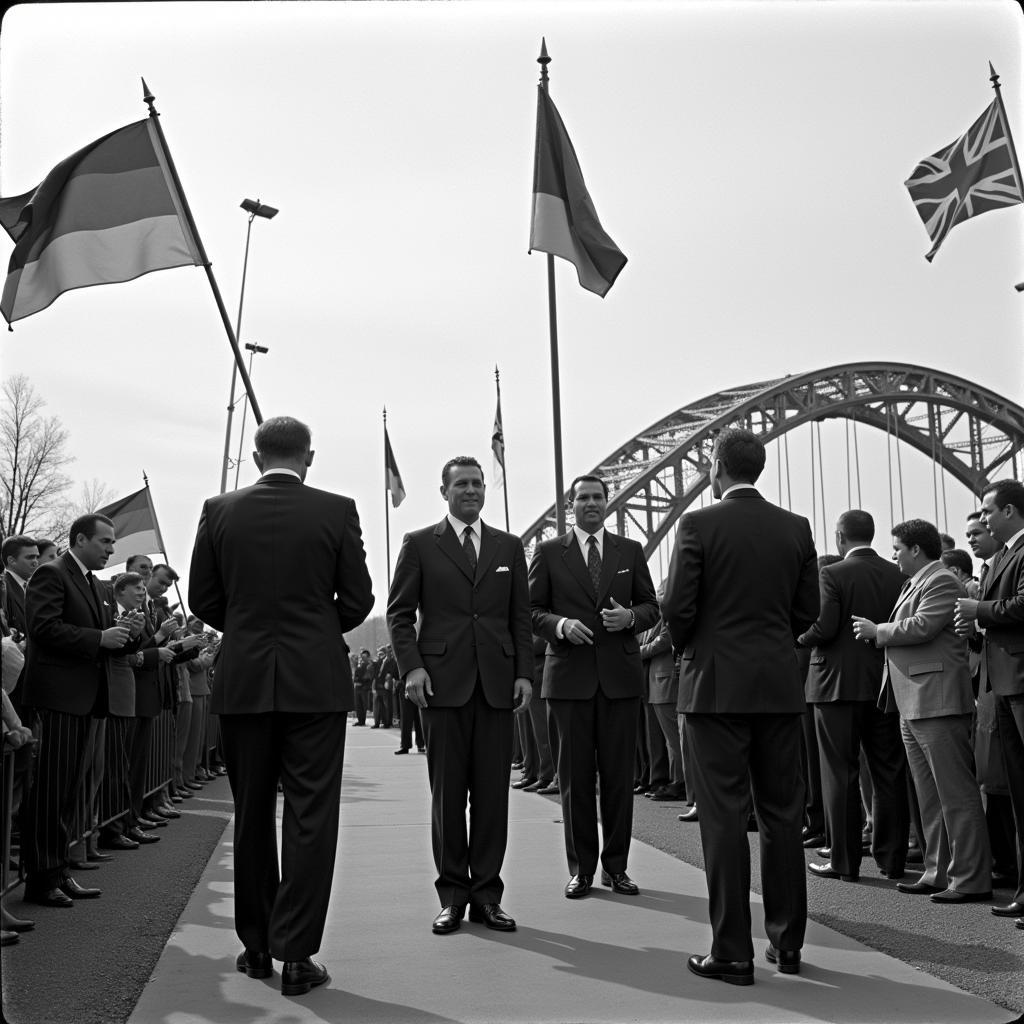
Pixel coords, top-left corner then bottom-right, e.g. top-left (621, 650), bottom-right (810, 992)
top-left (141, 79), bottom-right (263, 427)
top-left (143, 470), bottom-right (187, 616)
top-left (990, 63), bottom-right (1024, 205)
top-left (538, 40), bottom-right (568, 536)
top-left (495, 365), bottom-right (511, 532)
top-left (384, 407), bottom-right (392, 593)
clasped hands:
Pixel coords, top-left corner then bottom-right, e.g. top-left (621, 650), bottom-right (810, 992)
top-left (404, 667), bottom-right (532, 714)
top-left (953, 598), bottom-right (979, 637)
top-left (564, 598), bottom-right (633, 646)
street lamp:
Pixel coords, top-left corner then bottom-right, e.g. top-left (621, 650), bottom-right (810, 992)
top-left (232, 342), bottom-right (270, 490)
top-left (219, 198), bottom-right (279, 494)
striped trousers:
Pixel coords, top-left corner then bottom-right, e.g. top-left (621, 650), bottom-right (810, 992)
top-left (99, 716), bottom-right (133, 830)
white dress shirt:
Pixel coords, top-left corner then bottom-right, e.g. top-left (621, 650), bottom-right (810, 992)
top-left (447, 514), bottom-right (481, 558)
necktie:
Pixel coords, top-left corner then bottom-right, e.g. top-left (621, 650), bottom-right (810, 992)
top-left (462, 526), bottom-right (477, 574)
top-left (587, 536), bottom-right (602, 595)
top-left (979, 561), bottom-right (990, 593)
top-left (85, 571), bottom-right (104, 622)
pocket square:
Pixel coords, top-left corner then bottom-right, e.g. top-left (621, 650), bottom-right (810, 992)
top-left (617, 569), bottom-right (630, 575)
top-left (496, 566), bottom-right (510, 573)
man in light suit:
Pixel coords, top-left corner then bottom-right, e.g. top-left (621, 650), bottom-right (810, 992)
top-left (662, 428), bottom-right (819, 985)
top-left (189, 416), bottom-right (373, 996)
top-left (853, 518), bottom-right (990, 904)
top-left (956, 480), bottom-right (1024, 922)
top-left (388, 457), bottom-right (533, 936)
top-left (800, 510), bottom-right (909, 883)
top-left (529, 474), bottom-right (659, 900)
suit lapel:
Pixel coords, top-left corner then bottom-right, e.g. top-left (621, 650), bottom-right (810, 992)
top-left (475, 525), bottom-right (500, 582)
top-left (561, 531), bottom-right (597, 602)
top-left (890, 561), bottom-right (940, 618)
top-left (434, 519), bottom-right (474, 583)
top-left (596, 533), bottom-right (621, 603)
top-left (63, 553), bottom-right (102, 626)
top-left (984, 537), bottom-right (1024, 592)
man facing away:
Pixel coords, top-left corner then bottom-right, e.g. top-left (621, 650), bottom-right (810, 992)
top-left (189, 415), bottom-right (373, 996)
top-left (387, 456), bottom-right (533, 935)
top-left (662, 428), bottom-right (819, 985)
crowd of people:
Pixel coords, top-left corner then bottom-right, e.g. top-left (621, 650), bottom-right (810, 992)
top-left (1, 529), bottom-right (226, 947)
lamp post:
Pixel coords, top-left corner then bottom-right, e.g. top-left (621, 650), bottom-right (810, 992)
top-left (219, 198), bottom-right (278, 494)
top-left (232, 342), bottom-right (270, 489)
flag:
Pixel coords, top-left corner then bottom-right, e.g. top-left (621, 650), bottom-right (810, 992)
top-left (492, 395), bottom-right (505, 488)
top-left (905, 97), bottom-right (1023, 262)
top-left (0, 118), bottom-right (202, 324)
top-left (96, 485), bottom-right (165, 566)
top-left (529, 87), bottom-right (627, 296)
top-left (384, 428), bottom-right (406, 508)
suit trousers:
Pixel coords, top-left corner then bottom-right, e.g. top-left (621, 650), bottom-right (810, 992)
top-left (22, 708), bottom-right (93, 886)
top-left (526, 692), bottom-right (554, 783)
top-left (995, 693), bottom-right (1024, 903)
top-left (184, 694), bottom-right (209, 784)
top-left (100, 715), bottom-right (133, 833)
top-left (801, 704), bottom-right (825, 836)
top-left (399, 691), bottom-right (424, 750)
top-left (354, 687), bottom-right (368, 726)
top-left (518, 706), bottom-right (538, 779)
top-left (549, 692), bottom-right (640, 877)
top-left (685, 712), bottom-right (807, 962)
top-left (901, 714), bottom-right (991, 894)
top-left (420, 683), bottom-right (514, 907)
top-left (651, 702), bottom-right (684, 793)
top-left (128, 716), bottom-right (155, 824)
top-left (220, 710), bottom-right (348, 961)
top-left (172, 700), bottom-right (192, 788)
top-left (813, 701), bottom-right (909, 876)
top-left (678, 713), bottom-right (697, 807)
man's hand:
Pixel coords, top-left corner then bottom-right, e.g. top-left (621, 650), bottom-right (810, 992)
top-left (600, 597), bottom-right (633, 633)
top-left (954, 597), bottom-right (980, 638)
top-left (562, 619), bottom-right (594, 645)
top-left (198, 649), bottom-right (216, 668)
top-left (404, 668), bottom-right (433, 708)
top-left (175, 635), bottom-right (204, 652)
top-left (155, 618), bottom-right (178, 642)
top-left (126, 611), bottom-right (145, 639)
top-left (513, 678), bottom-right (532, 714)
top-left (851, 616), bottom-right (878, 643)
top-left (4, 725), bottom-right (35, 750)
top-left (100, 625), bottom-right (131, 649)
top-left (156, 646), bottom-right (176, 664)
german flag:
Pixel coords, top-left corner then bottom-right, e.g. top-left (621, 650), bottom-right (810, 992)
top-left (96, 485), bottom-right (165, 566)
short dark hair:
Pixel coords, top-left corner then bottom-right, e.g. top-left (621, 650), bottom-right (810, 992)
top-left (983, 479), bottom-right (1024, 517)
top-left (836, 510), bottom-right (874, 544)
top-left (939, 532), bottom-right (956, 551)
top-left (254, 416), bottom-right (312, 460)
top-left (940, 549), bottom-right (973, 576)
top-left (126, 554), bottom-right (152, 570)
top-left (891, 518), bottom-right (943, 561)
top-left (151, 563), bottom-right (180, 583)
top-left (441, 456), bottom-right (483, 487)
top-left (713, 428), bottom-right (765, 484)
top-left (68, 514), bottom-right (113, 549)
top-left (570, 474), bottom-right (609, 500)
top-left (2, 535), bottom-right (37, 563)
top-left (113, 571), bottom-right (144, 595)
top-left (966, 511), bottom-right (983, 522)
top-left (34, 538), bottom-right (55, 555)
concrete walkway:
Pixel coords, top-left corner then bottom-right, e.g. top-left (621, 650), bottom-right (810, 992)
top-left (129, 725), bottom-right (1012, 1024)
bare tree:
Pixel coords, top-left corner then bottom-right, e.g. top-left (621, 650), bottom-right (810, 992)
top-left (0, 374), bottom-right (74, 537)
top-left (43, 478), bottom-right (118, 547)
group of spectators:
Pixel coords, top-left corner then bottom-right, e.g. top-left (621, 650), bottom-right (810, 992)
top-left (1, 532), bottom-right (225, 948)
top-left (351, 644), bottom-right (425, 752)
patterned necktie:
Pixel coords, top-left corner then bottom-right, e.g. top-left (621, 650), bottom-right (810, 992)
top-left (462, 526), bottom-right (477, 574)
top-left (587, 535), bottom-right (602, 595)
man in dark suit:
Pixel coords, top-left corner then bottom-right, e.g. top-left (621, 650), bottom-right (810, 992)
top-left (189, 415), bottom-right (373, 996)
top-left (662, 428), bottom-right (819, 985)
top-left (2, 535), bottom-right (38, 637)
top-left (799, 510), bottom-right (909, 883)
top-left (956, 479), bottom-right (1024, 923)
top-left (529, 474), bottom-right (659, 900)
top-left (20, 514), bottom-right (139, 907)
top-left (387, 456), bottom-right (533, 936)
top-left (641, 593), bottom-right (686, 801)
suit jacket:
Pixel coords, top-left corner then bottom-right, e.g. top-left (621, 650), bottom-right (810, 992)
top-left (640, 616), bottom-right (678, 705)
top-left (529, 530), bottom-right (659, 700)
top-left (799, 548), bottom-right (905, 703)
top-left (875, 561), bottom-right (973, 720)
top-left (2, 570), bottom-right (27, 635)
top-left (189, 474), bottom-right (374, 715)
top-left (387, 518), bottom-right (533, 709)
top-left (662, 489), bottom-right (819, 715)
top-left (21, 552), bottom-right (136, 716)
top-left (975, 535), bottom-right (1024, 697)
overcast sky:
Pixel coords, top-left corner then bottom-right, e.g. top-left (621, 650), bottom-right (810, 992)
top-left (2, 0), bottom-right (1022, 612)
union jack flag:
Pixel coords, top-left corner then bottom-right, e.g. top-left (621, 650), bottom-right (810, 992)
top-left (905, 97), bottom-right (1023, 262)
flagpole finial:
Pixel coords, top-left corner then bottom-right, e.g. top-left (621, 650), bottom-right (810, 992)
top-left (141, 78), bottom-right (158, 117)
top-left (538, 38), bottom-right (550, 86)
top-left (990, 62), bottom-right (1000, 88)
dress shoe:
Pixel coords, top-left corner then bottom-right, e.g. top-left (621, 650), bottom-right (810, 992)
top-left (98, 833), bottom-right (139, 851)
top-left (633, 783), bottom-right (647, 794)
top-left (522, 779), bottom-right (547, 793)
top-left (686, 953), bottom-right (754, 986)
top-left (139, 816), bottom-right (167, 828)
top-left (1, 930), bottom-right (18, 946)
top-left (537, 781), bottom-right (560, 795)
top-left (930, 889), bottom-right (992, 904)
top-left (394, 748), bottom-right (410, 755)
top-left (431, 905), bottom-right (465, 934)
top-left (511, 760), bottom-right (524, 770)
top-left (677, 806), bottom-right (699, 822)
top-left (184, 781), bottom-right (203, 790)
top-left (68, 859), bottom-right (100, 871)
top-left (127, 826), bottom-right (160, 844)
top-left (564, 874), bottom-right (593, 899)
top-left (156, 803), bottom-right (181, 818)
top-left (600, 870), bottom-right (640, 895)
top-left (878, 868), bottom-right (904, 880)
top-left (991, 901), bottom-right (1024, 917)
top-left (468, 903), bottom-right (516, 931)
top-left (281, 957), bottom-right (329, 996)
top-left (511, 776), bottom-right (537, 790)
top-left (86, 848), bottom-right (113, 862)
top-left (416, 746), bottom-right (426, 753)
top-left (802, 833), bottom-right (826, 848)
top-left (650, 786), bottom-right (685, 801)
top-left (896, 880), bottom-right (942, 894)
top-left (147, 806), bottom-right (174, 820)
top-left (236, 948), bottom-right (273, 978)
top-left (808, 862), bottom-right (858, 882)
top-left (169, 792), bottom-right (184, 803)
top-left (816, 846), bottom-right (832, 858)
top-left (60, 877), bottom-right (101, 899)
top-left (765, 944), bottom-right (801, 974)
top-left (2, 908), bottom-right (34, 932)
top-left (24, 885), bottom-right (74, 908)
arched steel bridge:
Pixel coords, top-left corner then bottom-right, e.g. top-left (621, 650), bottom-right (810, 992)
top-left (521, 362), bottom-right (1024, 558)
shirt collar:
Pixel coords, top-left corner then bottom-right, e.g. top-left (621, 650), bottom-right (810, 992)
top-left (844, 545), bottom-right (873, 558)
top-left (261, 467), bottom-right (302, 481)
top-left (4, 568), bottom-right (27, 589)
top-left (573, 525), bottom-right (604, 551)
top-left (909, 560), bottom-right (938, 587)
top-left (721, 483), bottom-right (759, 499)
top-left (67, 550), bottom-right (91, 578)
top-left (1006, 527), bottom-right (1024, 552)
top-left (447, 514), bottom-right (481, 538)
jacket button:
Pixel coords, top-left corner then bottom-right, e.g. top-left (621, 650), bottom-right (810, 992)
top-left (473, 614), bottom-right (479, 620)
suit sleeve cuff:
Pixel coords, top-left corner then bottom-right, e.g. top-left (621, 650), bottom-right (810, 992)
top-left (556, 617), bottom-right (567, 640)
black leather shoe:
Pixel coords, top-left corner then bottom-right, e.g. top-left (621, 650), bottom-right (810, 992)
top-left (127, 826), bottom-right (160, 844)
top-left (678, 806), bottom-right (699, 822)
top-left (236, 949), bottom-right (273, 978)
top-left (2, 909), bottom-right (34, 932)
top-left (157, 805), bottom-right (181, 819)
top-left (538, 781), bottom-right (559, 794)
top-left (600, 870), bottom-right (639, 895)
top-left (23, 886), bottom-right (73, 908)
top-left (60, 877), bottom-right (101, 899)
top-left (687, 953), bottom-right (754, 986)
top-left (879, 868), bottom-right (905, 880)
top-left (650, 786), bottom-right (685, 802)
top-left (816, 846), bottom-right (831, 858)
top-left (930, 889), bottom-right (992, 904)
top-left (468, 903), bottom-right (516, 931)
top-left (98, 833), bottom-right (139, 850)
top-left (68, 859), bottom-right (100, 871)
top-left (992, 901), bottom-right (1024, 917)
top-left (86, 849), bottom-right (114, 862)
top-left (416, 746), bottom-right (426, 753)
top-left (431, 905), bottom-right (465, 934)
top-left (633, 783), bottom-right (647, 794)
top-left (564, 874), bottom-right (593, 899)
top-left (138, 814), bottom-right (168, 828)
top-left (896, 880), bottom-right (943, 894)
top-left (808, 862), bottom-right (858, 882)
top-left (765, 944), bottom-right (801, 974)
top-left (522, 779), bottom-right (547, 793)
top-left (801, 833), bottom-right (826, 849)
top-left (281, 958), bottom-right (328, 996)
top-left (394, 748), bottom-right (409, 755)
top-left (1, 930), bottom-right (18, 946)
top-left (511, 776), bottom-right (537, 790)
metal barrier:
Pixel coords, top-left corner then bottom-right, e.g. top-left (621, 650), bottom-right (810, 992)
top-left (1, 749), bottom-right (13, 895)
